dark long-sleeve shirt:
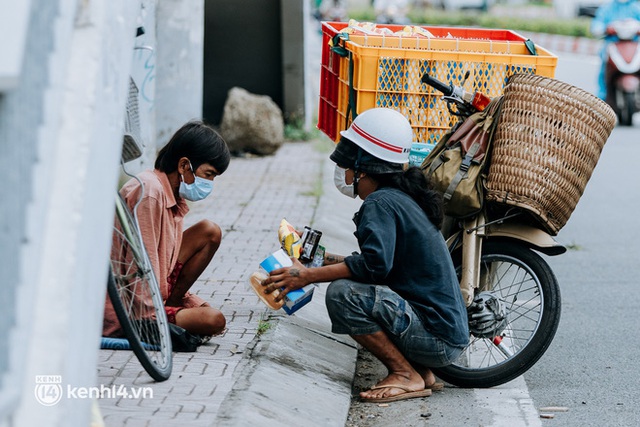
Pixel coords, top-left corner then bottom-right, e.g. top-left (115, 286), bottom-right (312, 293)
top-left (344, 187), bottom-right (469, 347)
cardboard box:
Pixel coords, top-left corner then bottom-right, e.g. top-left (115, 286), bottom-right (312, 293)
top-left (282, 284), bottom-right (315, 315)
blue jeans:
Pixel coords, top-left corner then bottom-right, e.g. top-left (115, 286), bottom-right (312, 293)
top-left (325, 279), bottom-right (464, 368)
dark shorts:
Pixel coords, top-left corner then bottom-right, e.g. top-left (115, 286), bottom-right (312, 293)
top-left (325, 279), bottom-right (463, 368)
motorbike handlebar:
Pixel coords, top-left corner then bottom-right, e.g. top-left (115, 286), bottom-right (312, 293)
top-left (421, 73), bottom-right (454, 97)
top-left (421, 72), bottom-right (492, 116)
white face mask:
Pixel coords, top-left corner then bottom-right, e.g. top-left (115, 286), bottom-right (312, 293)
top-left (333, 165), bottom-right (356, 198)
top-left (179, 162), bottom-right (214, 201)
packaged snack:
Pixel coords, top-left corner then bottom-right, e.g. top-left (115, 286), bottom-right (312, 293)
top-left (278, 218), bottom-right (302, 258)
top-left (249, 221), bottom-right (324, 314)
top-left (298, 226), bottom-right (323, 263)
top-left (395, 25), bottom-right (435, 38)
top-left (248, 249), bottom-right (293, 310)
top-left (248, 249), bottom-right (317, 314)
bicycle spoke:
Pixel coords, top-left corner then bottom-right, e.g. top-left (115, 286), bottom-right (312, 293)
top-left (108, 194), bottom-right (172, 381)
top-left (453, 253), bottom-right (547, 370)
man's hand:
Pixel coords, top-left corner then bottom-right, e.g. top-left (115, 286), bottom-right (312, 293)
top-left (263, 257), bottom-right (309, 302)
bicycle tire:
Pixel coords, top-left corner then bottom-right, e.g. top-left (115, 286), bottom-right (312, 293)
top-left (107, 194), bottom-right (172, 381)
top-left (433, 241), bottom-right (561, 388)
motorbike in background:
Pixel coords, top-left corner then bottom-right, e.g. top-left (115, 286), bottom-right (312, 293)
top-left (604, 19), bottom-right (640, 126)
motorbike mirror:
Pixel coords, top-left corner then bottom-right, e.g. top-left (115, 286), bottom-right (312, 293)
top-left (462, 70), bottom-right (470, 85)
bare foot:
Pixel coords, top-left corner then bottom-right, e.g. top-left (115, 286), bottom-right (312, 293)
top-left (412, 365), bottom-right (440, 389)
top-left (360, 371), bottom-right (425, 401)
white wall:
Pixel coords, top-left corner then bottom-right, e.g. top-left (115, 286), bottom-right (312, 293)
top-left (155, 0), bottom-right (205, 154)
top-left (0, 0), bottom-right (207, 424)
top-left (0, 0), bottom-right (139, 425)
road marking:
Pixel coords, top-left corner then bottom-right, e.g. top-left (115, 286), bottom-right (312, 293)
top-left (475, 376), bottom-right (542, 427)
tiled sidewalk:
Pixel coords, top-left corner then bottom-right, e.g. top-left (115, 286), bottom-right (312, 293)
top-left (96, 140), bottom-right (330, 426)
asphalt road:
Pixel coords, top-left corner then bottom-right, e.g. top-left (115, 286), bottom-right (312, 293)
top-left (344, 53), bottom-right (640, 427)
top-left (525, 53), bottom-right (640, 427)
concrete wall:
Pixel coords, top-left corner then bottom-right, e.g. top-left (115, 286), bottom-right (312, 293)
top-left (0, 0), bottom-right (205, 425)
top-left (155, 0), bottom-right (205, 150)
top-left (0, 0), bottom-right (138, 425)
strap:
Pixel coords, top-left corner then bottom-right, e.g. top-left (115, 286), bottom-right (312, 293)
top-left (330, 32), bottom-right (357, 122)
top-left (346, 50), bottom-right (357, 122)
top-left (330, 32), bottom-right (350, 57)
top-left (525, 39), bottom-right (538, 56)
top-left (427, 152), bottom-right (446, 177)
top-left (443, 142), bottom-right (481, 202)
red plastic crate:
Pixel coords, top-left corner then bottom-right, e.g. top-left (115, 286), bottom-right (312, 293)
top-left (317, 21), bottom-right (557, 145)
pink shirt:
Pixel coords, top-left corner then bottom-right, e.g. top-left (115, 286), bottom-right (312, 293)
top-left (103, 169), bottom-right (206, 337)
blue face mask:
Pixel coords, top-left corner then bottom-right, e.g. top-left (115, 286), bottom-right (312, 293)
top-left (179, 162), bottom-right (214, 201)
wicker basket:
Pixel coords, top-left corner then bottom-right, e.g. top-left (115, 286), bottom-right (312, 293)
top-left (485, 74), bottom-right (617, 235)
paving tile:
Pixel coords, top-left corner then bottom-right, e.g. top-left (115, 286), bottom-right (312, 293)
top-left (98, 142), bottom-right (325, 424)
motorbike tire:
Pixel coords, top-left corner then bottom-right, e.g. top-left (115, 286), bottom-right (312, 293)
top-left (619, 91), bottom-right (635, 127)
top-left (432, 241), bottom-right (561, 388)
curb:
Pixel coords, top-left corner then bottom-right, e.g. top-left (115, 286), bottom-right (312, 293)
top-left (215, 292), bottom-right (357, 427)
top-left (214, 140), bottom-right (363, 426)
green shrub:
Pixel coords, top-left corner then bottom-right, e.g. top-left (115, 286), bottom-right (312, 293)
top-left (347, 7), bottom-right (593, 38)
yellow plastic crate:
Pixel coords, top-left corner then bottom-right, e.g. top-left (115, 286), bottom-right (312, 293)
top-left (318, 22), bottom-right (558, 145)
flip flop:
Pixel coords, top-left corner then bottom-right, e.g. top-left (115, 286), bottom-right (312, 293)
top-left (360, 384), bottom-right (432, 404)
top-left (426, 382), bottom-right (444, 391)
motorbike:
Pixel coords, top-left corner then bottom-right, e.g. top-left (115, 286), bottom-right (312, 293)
top-left (604, 19), bottom-right (640, 126)
top-left (421, 73), bottom-right (564, 388)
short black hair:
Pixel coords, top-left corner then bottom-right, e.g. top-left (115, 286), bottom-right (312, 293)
top-left (154, 121), bottom-right (230, 174)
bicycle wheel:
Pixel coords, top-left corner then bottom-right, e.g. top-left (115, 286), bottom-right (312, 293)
top-left (433, 241), bottom-right (561, 388)
top-left (107, 194), bottom-right (172, 381)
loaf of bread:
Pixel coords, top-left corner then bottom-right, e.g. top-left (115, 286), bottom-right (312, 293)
top-left (249, 270), bottom-right (284, 310)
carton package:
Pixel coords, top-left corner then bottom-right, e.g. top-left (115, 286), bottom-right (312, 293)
top-left (249, 220), bottom-right (325, 315)
top-left (255, 249), bottom-right (316, 315)
top-left (282, 284), bottom-right (316, 315)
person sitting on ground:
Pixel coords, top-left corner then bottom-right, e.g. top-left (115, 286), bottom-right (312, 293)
top-left (262, 108), bottom-right (469, 403)
top-left (103, 120), bottom-right (230, 340)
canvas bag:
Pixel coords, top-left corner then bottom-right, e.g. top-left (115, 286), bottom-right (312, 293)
top-left (421, 96), bottom-right (504, 218)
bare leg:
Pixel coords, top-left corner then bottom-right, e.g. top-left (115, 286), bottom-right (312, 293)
top-left (175, 306), bottom-right (226, 336)
top-left (353, 330), bottom-right (425, 400)
top-left (165, 220), bottom-right (221, 306)
top-left (166, 220), bottom-right (224, 335)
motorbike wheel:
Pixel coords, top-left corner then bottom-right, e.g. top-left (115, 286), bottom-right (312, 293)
top-left (432, 241), bottom-right (561, 388)
top-left (618, 91), bottom-right (635, 126)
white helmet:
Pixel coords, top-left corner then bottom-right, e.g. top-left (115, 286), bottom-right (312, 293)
top-left (340, 108), bottom-right (413, 164)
